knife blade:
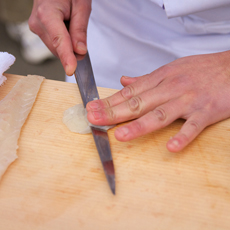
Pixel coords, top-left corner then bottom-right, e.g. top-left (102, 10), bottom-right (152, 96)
top-left (74, 52), bottom-right (115, 195)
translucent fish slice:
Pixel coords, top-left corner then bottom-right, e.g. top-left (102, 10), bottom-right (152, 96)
top-left (0, 75), bottom-right (44, 179)
top-left (63, 104), bottom-right (115, 134)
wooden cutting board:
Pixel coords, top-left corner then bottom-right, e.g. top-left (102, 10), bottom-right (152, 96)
top-left (0, 74), bottom-right (230, 230)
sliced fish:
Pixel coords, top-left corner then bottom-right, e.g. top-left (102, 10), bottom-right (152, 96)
top-left (0, 75), bottom-right (44, 179)
top-left (63, 104), bottom-right (115, 134)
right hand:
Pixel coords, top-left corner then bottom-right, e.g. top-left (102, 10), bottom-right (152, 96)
top-left (29, 0), bottom-right (92, 76)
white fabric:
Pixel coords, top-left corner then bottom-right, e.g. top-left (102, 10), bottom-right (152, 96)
top-left (66, 0), bottom-right (230, 90)
top-left (150, 0), bottom-right (163, 8)
top-left (163, 0), bottom-right (230, 18)
top-left (0, 52), bottom-right (16, 86)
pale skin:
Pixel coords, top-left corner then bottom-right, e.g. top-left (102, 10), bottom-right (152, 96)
top-left (29, 0), bottom-right (91, 75)
top-left (29, 0), bottom-right (230, 152)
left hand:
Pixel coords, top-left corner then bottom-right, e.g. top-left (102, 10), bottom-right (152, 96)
top-left (86, 51), bottom-right (230, 152)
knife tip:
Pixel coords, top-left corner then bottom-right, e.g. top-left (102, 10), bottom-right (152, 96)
top-left (111, 185), bottom-right (116, 195)
top-left (102, 160), bottom-right (116, 195)
top-left (107, 174), bottom-right (116, 195)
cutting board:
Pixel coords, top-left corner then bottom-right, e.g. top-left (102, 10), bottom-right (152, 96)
top-left (0, 74), bottom-right (230, 230)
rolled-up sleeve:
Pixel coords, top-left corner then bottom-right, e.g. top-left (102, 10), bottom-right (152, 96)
top-left (163, 0), bottom-right (230, 18)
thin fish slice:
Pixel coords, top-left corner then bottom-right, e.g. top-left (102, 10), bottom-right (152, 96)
top-left (0, 75), bottom-right (44, 179)
top-left (63, 104), bottom-right (114, 134)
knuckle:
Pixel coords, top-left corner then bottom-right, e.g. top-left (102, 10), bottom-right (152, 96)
top-left (52, 35), bottom-right (62, 49)
top-left (121, 85), bottom-right (135, 100)
top-left (153, 107), bottom-right (167, 121)
top-left (36, 5), bottom-right (47, 22)
top-left (29, 6), bottom-right (49, 35)
top-left (203, 100), bottom-right (214, 112)
top-left (107, 108), bottom-right (116, 122)
top-left (157, 64), bottom-right (175, 77)
top-left (127, 96), bottom-right (142, 114)
top-left (186, 120), bottom-right (200, 131)
top-left (74, 27), bottom-right (87, 37)
top-left (103, 98), bottom-right (111, 108)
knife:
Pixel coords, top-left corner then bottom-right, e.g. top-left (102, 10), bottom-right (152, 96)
top-left (74, 52), bottom-right (116, 195)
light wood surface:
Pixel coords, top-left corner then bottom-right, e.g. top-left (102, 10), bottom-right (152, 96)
top-left (0, 74), bottom-right (230, 230)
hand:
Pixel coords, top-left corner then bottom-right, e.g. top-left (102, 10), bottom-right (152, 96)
top-left (29, 0), bottom-right (91, 76)
top-left (86, 51), bottom-right (230, 152)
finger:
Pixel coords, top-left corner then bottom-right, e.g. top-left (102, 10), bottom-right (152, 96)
top-left (87, 76), bottom-right (187, 126)
top-left (87, 69), bottom-right (167, 112)
top-left (120, 76), bottom-right (141, 87)
top-left (29, 4), bottom-right (77, 75)
top-left (114, 97), bottom-right (185, 142)
top-left (166, 112), bottom-right (208, 152)
top-left (87, 90), bottom-right (165, 126)
top-left (70, 0), bottom-right (91, 54)
top-left (46, 17), bottom-right (77, 75)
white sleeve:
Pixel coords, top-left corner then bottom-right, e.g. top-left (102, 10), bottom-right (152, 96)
top-left (149, 0), bottom-right (164, 8)
top-left (163, 0), bottom-right (230, 18)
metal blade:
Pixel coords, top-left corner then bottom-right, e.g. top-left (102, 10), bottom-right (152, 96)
top-left (91, 127), bottom-right (115, 195)
top-left (74, 53), bottom-right (116, 195)
top-left (74, 53), bottom-right (99, 107)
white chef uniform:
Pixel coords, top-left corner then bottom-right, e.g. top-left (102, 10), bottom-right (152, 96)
top-left (66, 0), bottom-right (230, 89)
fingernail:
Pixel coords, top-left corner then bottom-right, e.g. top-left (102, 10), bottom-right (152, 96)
top-left (169, 139), bottom-right (179, 148)
top-left (122, 76), bottom-right (131, 79)
top-left (92, 111), bottom-right (102, 120)
top-left (66, 65), bottom-right (75, 76)
top-left (88, 101), bottom-right (100, 110)
top-left (117, 127), bottom-right (129, 137)
top-left (65, 65), bottom-right (70, 75)
top-left (77, 42), bottom-right (87, 52)
top-left (172, 139), bottom-right (179, 147)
